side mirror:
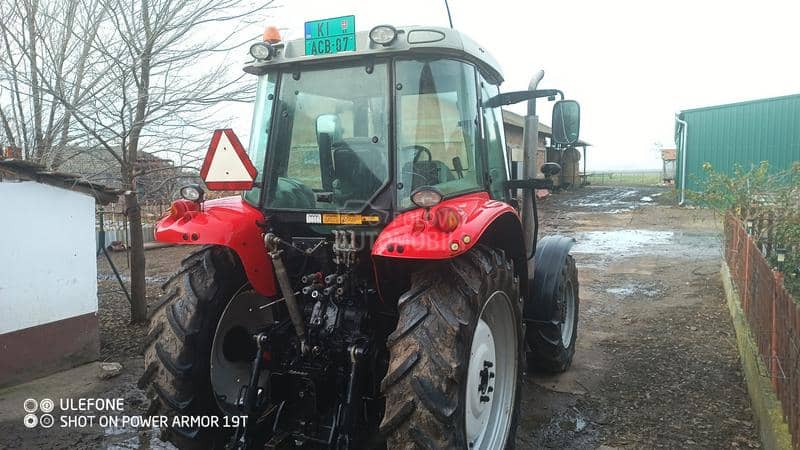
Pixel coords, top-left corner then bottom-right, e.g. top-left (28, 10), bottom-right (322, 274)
top-left (541, 162), bottom-right (562, 177)
top-left (552, 100), bottom-right (580, 145)
top-left (316, 114), bottom-right (340, 139)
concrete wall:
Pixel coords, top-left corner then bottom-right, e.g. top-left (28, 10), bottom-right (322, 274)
top-left (0, 181), bottom-right (99, 385)
top-left (0, 181), bottom-right (98, 333)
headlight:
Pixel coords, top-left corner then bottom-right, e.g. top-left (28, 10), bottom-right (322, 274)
top-left (180, 185), bottom-right (205, 203)
top-left (249, 42), bottom-right (273, 61)
top-left (410, 187), bottom-right (443, 209)
top-left (369, 25), bottom-right (397, 46)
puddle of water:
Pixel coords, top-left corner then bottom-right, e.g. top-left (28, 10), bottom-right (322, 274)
top-left (563, 187), bottom-right (670, 214)
top-left (572, 230), bottom-right (674, 256)
top-left (606, 281), bottom-right (665, 300)
top-left (575, 416), bottom-right (588, 432)
top-left (571, 229), bottom-right (721, 261)
top-left (606, 286), bottom-right (637, 297)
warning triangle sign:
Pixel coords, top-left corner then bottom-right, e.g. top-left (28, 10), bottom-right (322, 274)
top-left (200, 129), bottom-right (258, 190)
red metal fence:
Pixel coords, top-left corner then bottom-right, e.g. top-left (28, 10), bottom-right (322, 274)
top-left (725, 212), bottom-right (800, 448)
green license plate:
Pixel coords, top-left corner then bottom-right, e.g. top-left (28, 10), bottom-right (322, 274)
top-left (305, 15), bottom-right (356, 56)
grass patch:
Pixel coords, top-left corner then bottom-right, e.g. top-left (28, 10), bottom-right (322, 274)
top-left (584, 170), bottom-right (663, 186)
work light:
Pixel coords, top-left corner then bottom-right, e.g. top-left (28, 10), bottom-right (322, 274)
top-left (180, 184), bottom-right (205, 203)
top-left (369, 25), bottom-right (397, 46)
top-left (249, 42), bottom-right (273, 61)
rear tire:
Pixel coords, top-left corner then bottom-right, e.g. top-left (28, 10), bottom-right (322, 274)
top-left (380, 246), bottom-right (522, 449)
top-left (138, 245), bottom-right (245, 449)
top-left (526, 255), bottom-right (579, 373)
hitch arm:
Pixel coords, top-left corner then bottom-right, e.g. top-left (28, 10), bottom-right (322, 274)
top-left (265, 233), bottom-right (308, 354)
top-left (232, 333), bottom-right (268, 449)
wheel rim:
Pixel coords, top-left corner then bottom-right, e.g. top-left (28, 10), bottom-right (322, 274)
top-left (465, 291), bottom-right (518, 449)
top-left (210, 289), bottom-right (274, 415)
top-left (560, 279), bottom-right (576, 347)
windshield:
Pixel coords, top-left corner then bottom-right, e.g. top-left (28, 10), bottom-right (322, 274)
top-left (245, 59), bottom-right (484, 212)
top-left (260, 63), bottom-right (389, 211)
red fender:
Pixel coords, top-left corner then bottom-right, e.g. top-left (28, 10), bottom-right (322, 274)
top-left (155, 196), bottom-right (276, 296)
top-left (372, 191), bottom-right (521, 260)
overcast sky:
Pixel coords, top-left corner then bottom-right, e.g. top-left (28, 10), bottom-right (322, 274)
top-left (229, 0), bottom-right (800, 170)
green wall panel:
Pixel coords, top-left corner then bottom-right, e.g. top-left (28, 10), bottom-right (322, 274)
top-left (676, 94), bottom-right (800, 192)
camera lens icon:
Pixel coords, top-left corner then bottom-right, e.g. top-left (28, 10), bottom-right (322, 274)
top-left (23, 414), bottom-right (38, 428)
top-left (40, 414), bottom-right (55, 428)
top-left (39, 398), bottom-right (54, 413)
top-left (23, 399), bottom-right (38, 413)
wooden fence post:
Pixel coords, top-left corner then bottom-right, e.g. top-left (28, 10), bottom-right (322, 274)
top-left (771, 271), bottom-right (781, 389)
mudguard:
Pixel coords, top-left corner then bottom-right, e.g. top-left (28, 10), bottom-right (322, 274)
top-left (525, 235), bottom-right (576, 321)
top-left (155, 196), bottom-right (276, 297)
top-left (372, 192), bottom-right (520, 260)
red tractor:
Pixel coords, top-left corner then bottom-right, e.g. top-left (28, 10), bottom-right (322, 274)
top-left (140, 19), bottom-right (581, 450)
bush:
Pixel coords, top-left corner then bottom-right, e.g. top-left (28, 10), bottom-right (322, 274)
top-left (690, 161), bottom-right (800, 296)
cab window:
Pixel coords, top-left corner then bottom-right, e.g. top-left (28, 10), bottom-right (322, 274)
top-left (481, 79), bottom-right (510, 200)
top-left (395, 59), bottom-right (481, 209)
top-left (244, 72), bottom-right (277, 205)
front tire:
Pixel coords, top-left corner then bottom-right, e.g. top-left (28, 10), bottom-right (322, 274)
top-left (138, 246), bottom-right (246, 449)
top-left (380, 246), bottom-right (522, 449)
top-left (526, 254), bottom-right (579, 373)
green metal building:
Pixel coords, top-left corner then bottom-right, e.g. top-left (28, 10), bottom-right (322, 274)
top-left (674, 93), bottom-right (800, 201)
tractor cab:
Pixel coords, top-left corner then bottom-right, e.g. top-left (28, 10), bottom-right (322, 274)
top-left (240, 24), bottom-right (520, 219)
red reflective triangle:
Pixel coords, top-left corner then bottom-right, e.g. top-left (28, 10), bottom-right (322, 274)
top-left (199, 129), bottom-right (258, 191)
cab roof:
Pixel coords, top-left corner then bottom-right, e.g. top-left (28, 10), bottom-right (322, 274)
top-left (243, 25), bottom-right (504, 85)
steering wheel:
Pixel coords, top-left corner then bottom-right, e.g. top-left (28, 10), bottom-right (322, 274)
top-left (403, 145), bottom-right (432, 163)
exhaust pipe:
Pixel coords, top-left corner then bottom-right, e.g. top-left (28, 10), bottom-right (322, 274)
top-left (264, 233), bottom-right (308, 353)
top-left (522, 70), bottom-right (545, 276)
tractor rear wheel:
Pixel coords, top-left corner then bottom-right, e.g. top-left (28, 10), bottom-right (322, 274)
top-left (526, 255), bottom-right (579, 373)
top-left (380, 246), bottom-right (522, 449)
top-left (138, 245), bottom-right (246, 449)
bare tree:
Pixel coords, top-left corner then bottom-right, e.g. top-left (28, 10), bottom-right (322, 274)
top-left (3, 0), bottom-right (276, 323)
top-left (0, 0), bottom-right (105, 164)
top-left (56, 0), bottom-right (275, 322)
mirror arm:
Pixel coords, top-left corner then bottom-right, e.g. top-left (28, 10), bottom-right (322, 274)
top-left (505, 178), bottom-right (554, 190)
top-left (483, 89), bottom-right (565, 108)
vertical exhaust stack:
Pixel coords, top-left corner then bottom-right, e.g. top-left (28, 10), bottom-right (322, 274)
top-left (522, 70), bottom-right (545, 277)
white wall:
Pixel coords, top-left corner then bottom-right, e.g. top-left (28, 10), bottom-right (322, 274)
top-left (0, 181), bottom-right (98, 334)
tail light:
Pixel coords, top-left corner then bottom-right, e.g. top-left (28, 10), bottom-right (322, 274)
top-left (434, 206), bottom-right (461, 232)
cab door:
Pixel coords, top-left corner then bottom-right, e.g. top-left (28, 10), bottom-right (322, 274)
top-left (480, 78), bottom-right (510, 201)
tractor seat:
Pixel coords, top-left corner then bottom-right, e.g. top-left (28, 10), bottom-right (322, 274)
top-left (332, 145), bottom-right (381, 207)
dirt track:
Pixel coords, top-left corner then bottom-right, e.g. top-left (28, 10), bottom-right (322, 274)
top-left (0, 186), bottom-right (759, 449)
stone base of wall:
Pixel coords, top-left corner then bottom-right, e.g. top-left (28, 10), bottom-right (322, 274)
top-left (721, 262), bottom-right (793, 449)
top-left (0, 313), bottom-right (99, 387)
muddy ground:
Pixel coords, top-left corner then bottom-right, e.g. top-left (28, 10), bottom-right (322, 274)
top-left (518, 186), bottom-right (759, 449)
top-left (0, 186), bottom-right (760, 449)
